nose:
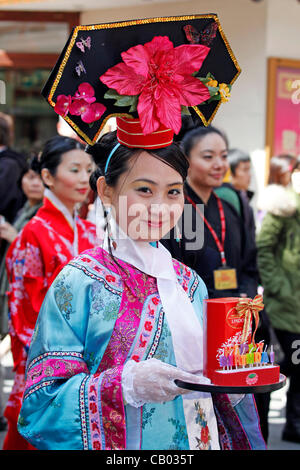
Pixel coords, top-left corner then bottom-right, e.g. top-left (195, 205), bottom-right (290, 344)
top-left (213, 156), bottom-right (224, 168)
top-left (80, 169), bottom-right (90, 183)
top-left (149, 201), bottom-right (171, 220)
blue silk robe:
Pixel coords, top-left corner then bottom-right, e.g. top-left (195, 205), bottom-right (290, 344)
top-left (17, 247), bottom-right (266, 450)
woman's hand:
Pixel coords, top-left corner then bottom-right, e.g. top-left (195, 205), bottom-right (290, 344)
top-left (122, 358), bottom-right (211, 407)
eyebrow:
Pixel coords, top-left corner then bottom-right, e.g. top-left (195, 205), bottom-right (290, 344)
top-left (200, 149), bottom-right (228, 153)
top-left (133, 178), bottom-right (183, 187)
top-left (69, 162), bottom-right (93, 166)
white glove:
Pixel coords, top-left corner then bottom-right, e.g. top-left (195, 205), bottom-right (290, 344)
top-left (122, 358), bottom-right (210, 408)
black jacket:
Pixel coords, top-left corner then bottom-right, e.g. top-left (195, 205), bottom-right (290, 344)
top-left (0, 147), bottom-right (27, 223)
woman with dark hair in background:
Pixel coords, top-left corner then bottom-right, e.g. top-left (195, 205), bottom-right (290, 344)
top-left (0, 156), bottom-right (45, 336)
top-left (2, 135), bottom-right (98, 450)
top-left (0, 156), bottom-right (44, 433)
top-left (0, 113), bottom-right (27, 227)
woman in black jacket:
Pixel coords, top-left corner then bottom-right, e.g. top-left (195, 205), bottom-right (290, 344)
top-left (161, 125), bottom-right (259, 300)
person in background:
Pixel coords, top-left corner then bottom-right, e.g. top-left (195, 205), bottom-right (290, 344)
top-left (0, 155), bottom-right (44, 337)
top-left (0, 113), bottom-right (27, 263)
top-left (161, 126), bottom-right (259, 300)
top-left (256, 155), bottom-right (293, 231)
top-left (0, 153), bottom-right (42, 436)
top-left (217, 148), bottom-right (271, 442)
top-left (2, 135), bottom-right (99, 450)
top-left (257, 156), bottom-right (300, 444)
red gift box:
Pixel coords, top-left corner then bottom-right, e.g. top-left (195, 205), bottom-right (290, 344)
top-left (203, 297), bottom-right (248, 381)
top-left (203, 297), bottom-right (280, 386)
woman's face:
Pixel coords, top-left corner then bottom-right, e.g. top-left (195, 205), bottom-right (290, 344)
top-left (187, 132), bottom-right (228, 189)
top-left (99, 151), bottom-right (185, 242)
top-left (42, 149), bottom-right (93, 210)
top-left (21, 169), bottom-right (44, 203)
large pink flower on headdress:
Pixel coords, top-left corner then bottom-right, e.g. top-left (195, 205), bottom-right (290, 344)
top-left (100, 36), bottom-right (211, 135)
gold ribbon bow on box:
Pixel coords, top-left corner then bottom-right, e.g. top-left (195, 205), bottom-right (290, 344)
top-left (231, 295), bottom-right (264, 344)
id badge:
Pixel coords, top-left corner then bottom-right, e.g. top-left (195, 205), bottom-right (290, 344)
top-left (213, 266), bottom-right (237, 290)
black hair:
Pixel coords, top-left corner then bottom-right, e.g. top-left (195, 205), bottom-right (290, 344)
top-left (38, 135), bottom-right (85, 188)
top-left (17, 155), bottom-right (42, 189)
top-left (181, 125), bottom-right (229, 158)
top-left (86, 130), bottom-right (189, 192)
top-left (227, 148), bottom-right (251, 175)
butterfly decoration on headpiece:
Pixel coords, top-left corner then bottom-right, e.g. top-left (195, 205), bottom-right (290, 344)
top-left (75, 60), bottom-right (86, 77)
top-left (183, 21), bottom-right (218, 46)
top-left (76, 36), bottom-right (91, 53)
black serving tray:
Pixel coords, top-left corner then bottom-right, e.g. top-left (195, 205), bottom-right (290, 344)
top-left (175, 373), bottom-right (286, 394)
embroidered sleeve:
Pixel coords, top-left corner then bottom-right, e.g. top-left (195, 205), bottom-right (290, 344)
top-left (18, 263), bottom-right (126, 450)
top-left (5, 226), bottom-right (49, 352)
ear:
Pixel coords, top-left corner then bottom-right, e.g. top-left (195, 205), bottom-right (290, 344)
top-left (96, 176), bottom-right (113, 208)
top-left (41, 168), bottom-right (54, 188)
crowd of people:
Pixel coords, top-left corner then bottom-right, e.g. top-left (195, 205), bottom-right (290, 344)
top-left (0, 105), bottom-right (299, 451)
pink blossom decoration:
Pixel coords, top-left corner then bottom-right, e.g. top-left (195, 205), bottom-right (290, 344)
top-left (100, 36), bottom-right (211, 135)
top-left (73, 82), bottom-right (96, 104)
top-left (54, 82), bottom-right (106, 124)
top-left (54, 94), bottom-right (72, 117)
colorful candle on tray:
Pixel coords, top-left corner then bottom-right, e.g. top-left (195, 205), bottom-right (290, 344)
top-left (247, 348), bottom-right (254, 366)
top-left (228, 351), bottom-right (234, 369)
top-left (234, 344), bottom-right (239, 367)
top-left (254, 351), bottom-right (261, 366)
top-left (261, 345), bottom-right (269, 365)
top-left (219, 354), bottom-right (228, 370)
top-left (241, 354), bottom-right (247, 368)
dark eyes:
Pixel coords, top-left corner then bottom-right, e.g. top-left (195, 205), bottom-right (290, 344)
top-left (203, 154), bottom-right (228, 159)
top-left (70, 167), bottom-right (93, 173)
top-left (136, 187), bottom-right (182, 196)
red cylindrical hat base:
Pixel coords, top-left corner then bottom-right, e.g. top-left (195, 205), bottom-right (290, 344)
top-left (116, 116), bottom-right (174, 149)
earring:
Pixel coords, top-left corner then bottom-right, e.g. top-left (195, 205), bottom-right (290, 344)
top-left (105, 207), bottom-right (117, 250)
top-left (174, 223), bottom-right (182, 243)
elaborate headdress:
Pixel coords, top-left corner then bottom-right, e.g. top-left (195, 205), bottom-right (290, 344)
top-left (42, 14), bottom-right (241, 150)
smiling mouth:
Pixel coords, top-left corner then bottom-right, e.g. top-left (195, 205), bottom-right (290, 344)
top-left (210, 174), bottom-right (223, 179)
top-left (76, 188), bottom-right (88, 194)
top-left (146, 220), bottom-right (164, 228)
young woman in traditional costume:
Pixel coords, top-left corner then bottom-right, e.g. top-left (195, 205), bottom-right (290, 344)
top-left (16, 16), bottom-right (265, 450)
top-left (3, 135), bottom-right (98, 450)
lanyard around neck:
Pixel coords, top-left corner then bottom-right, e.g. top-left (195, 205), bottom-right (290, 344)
top-left (185, 192), bottom-right (227, 266)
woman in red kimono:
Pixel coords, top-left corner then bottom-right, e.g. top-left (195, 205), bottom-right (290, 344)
top-left (3, 135), bottom-right (99, 450)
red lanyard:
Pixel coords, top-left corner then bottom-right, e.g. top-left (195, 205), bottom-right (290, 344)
top-left (185, 192), bottom-right (227, 266)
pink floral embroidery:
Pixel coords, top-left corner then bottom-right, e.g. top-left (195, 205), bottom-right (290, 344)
top-left (25, 357), bottom-right (89, 392)
top-left (23, 243), bottom-right (44, 277)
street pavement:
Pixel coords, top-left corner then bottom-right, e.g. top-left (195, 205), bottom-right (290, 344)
top-left (1, 351), bottom-right (300, 451)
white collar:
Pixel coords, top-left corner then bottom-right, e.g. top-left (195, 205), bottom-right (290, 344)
top-left (44, 188), bottom-right (78, 229)
top-left (44, 188), bottom-right (79, 256)
top-left (102, 218), bottom-right (204, 373)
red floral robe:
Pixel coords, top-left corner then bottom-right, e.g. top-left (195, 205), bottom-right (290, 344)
top-left (3, 194), bottom-right (99, 450)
